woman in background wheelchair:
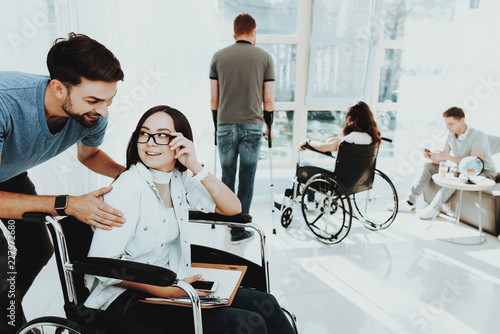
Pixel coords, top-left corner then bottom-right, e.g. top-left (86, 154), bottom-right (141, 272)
top-left (84, 105), bottom-right (295, 333)
top-left (299, 101), bottom-right (381, 154)
top-left (279, 101), bottom-right (398, 244)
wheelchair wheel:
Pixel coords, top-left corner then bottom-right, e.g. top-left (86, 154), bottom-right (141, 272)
top-left (301, 175), bottom-right (352, 244)
top-left (281, 207), bottom-right (293, 228)
top-left (279, 178), bottom-right (303, 228)
top-left (18, 316), bottom-right (92, 334)
top-left (352, 169), bottom-right (398, 230)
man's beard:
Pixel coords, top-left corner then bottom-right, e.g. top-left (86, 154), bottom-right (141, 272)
top-left (62, 97), bottom-right (99, 128)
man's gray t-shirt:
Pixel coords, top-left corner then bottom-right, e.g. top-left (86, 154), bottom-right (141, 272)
top-left (446, 126), bottom-right (496, 179)
top-left (0, 71), bottom-right (108, 182)
top-left (210, 41), bottom-right (275, 125)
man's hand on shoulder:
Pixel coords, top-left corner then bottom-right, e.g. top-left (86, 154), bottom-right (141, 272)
top-left (65, 186), bottom-right (125, 230)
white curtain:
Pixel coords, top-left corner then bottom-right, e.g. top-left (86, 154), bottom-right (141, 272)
top-left (0, 0), bottom-right (219, 196)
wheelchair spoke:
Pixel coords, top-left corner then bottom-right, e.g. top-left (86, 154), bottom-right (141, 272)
top-left (301, 176), bottom-right (352, 244)
top-left (308, 212), bottom-right (324, 227)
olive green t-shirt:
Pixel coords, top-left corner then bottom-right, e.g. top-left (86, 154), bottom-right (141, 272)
top-left (210, 41), bottom-right (275, 125)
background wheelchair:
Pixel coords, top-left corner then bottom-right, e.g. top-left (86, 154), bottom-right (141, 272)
top-left (17, 211), bottom-right (300, 334)
top-left (276, 139), bottom-right (399, 244)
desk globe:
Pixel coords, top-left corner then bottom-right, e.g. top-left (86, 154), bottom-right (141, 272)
top-left (458, 156), bottom-right (483, 183)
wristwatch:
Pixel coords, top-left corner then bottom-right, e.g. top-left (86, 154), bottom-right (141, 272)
top-left (55, 195), bottom-right (69, 216)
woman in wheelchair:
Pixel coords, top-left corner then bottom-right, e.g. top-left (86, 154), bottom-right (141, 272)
top-left (278, 101), bottom-right (398, 243)
top-left (299, 101), bottom-right (381, 152)
top-left (84, 105), bottom-right (295, 333)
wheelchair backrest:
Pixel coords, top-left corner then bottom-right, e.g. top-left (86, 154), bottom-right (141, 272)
top-left (334, 141), bottom-right (378, 195)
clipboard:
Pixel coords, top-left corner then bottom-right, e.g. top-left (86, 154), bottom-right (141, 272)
top-left (141, 263), bottom-right (247, 308)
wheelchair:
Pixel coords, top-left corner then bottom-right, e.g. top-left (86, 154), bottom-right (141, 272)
top-left (17, 211), bottom-right (300, 334)
top-left (276, 139), bottom-right (399, 244)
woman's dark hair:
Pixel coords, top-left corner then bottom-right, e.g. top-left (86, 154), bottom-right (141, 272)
top-left (442, 106), bottom-right (465, 120)
top-left (47, 32), bottom-right (124, 88)
top-left (343, 101), bottom-right (382, 146)
top-left (124, 105), bottom-right (193, 173)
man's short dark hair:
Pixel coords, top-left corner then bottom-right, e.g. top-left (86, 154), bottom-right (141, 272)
top-left (234, 13), bottom-right (256, 36)
top-left (443, 106), bottom-right (465, 120)
top-left (47, 32), bottom-right (124, 88)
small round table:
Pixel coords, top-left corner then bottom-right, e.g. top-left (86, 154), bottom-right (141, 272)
top-left (431, 174), bottom-right (495, 245)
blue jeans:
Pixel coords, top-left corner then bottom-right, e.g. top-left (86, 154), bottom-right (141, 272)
top-left (218, 124), bottom-right (263, 236)
top-left (408, 162), bottom-right (455, 209)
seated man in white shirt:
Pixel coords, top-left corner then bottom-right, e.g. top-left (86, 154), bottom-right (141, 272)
top-left (397, 107), bottom-right (496, 219)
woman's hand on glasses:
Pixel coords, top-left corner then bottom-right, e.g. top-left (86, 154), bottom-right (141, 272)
top-left (169, 132), bottom-right (203, 174)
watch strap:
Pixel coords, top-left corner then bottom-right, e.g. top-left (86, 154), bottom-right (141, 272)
top-left (55, 195), bottom-right (68, 216)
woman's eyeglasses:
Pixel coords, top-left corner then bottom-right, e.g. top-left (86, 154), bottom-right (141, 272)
top-left (136, 131), bottom-right (175, 145)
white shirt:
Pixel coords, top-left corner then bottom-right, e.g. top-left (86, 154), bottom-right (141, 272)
top-left (84, 163), bottom-right (215, 310)
top-left (342, 131), bottom-right (372, 145)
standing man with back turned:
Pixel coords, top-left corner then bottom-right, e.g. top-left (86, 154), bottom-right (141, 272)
top-left (0, 33), bottom-right (125, 333)
top-left (210, 13), bottom-right (275, 244)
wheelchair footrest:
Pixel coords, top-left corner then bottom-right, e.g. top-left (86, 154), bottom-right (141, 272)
top-left (274, 201), bottom-right (283, 211)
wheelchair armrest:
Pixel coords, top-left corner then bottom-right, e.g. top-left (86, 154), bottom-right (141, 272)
top-left (381, 137), bottom-right (393, 143)
top-left (302, 143), bottom-right (333, 157)
top-left (188, 210), bottom-right (252, 223)
top-left (22, 212), bottom-right (51, 224)
top-left (72, 257), bottom-right (177, 286)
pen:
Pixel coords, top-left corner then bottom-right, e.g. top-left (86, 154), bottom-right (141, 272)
top-left (174, 296), bottom-right (219, 300)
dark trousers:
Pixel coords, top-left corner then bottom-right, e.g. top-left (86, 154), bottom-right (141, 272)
top-left (0, 172), bottom-right (54, 333)
top-left (107, 288), bottom-right (295, 334)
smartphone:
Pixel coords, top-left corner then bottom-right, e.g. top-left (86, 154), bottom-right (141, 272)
top-left (191, 280), bottom-right (218, 293)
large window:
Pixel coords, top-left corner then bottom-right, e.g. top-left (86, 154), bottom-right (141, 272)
top-left (378, 0), bottom-right (457, 104)
top-left (217, 0), bottom-right (298, 36)
top-left (258, 44), bottom-right (296, 102)
top-left (375, 0), bottom-right (459, 165)
top-left (216, 0), bottom-right (498, 170)
top-left (217, 0), bottom-right (300, 165)
top-left (306, 0), bottom-right (379, 104)
top-left (258, 110), bottom-right (294, 162)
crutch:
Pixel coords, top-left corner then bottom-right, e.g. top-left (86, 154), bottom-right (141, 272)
top-left (264, 110), bottom-right (277, 234)
top-left (211, 110), bottom-right (218, 229)
top-left (212, 110), bottom-right (218, 176)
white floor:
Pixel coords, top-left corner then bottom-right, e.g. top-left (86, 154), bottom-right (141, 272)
top-left (23, 190), bottom-right (500, 334)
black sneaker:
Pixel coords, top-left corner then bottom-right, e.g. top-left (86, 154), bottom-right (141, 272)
top-left (230, 230), bottom-right (255, 245)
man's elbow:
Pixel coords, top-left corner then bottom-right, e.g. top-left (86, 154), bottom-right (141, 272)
top-left (77, 154), bottom-right (87, 165)
top-left (263, 99), bottom-right (274, 111)
top-left (210, 99), bottom-right (219, 110)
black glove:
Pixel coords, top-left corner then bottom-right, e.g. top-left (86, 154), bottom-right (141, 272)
top-left (212, 110), bottom-right (218, 129)
top-left (212, 110), bottom-right (218, 146)
top-left (264, 110), bottom-right (274, 127)
top-left (264, 110), bottom-right (274, 148)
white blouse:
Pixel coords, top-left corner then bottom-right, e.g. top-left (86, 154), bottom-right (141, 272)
top-left (342, 131), bottom-right (372, 145)
top-left (84, 162), bottom-right (215, 310)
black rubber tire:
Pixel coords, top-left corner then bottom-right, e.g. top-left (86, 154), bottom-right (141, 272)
top-left (352, 169), bottom-right (399, 231)
top-left (17, 316), bottom-right (92, 334)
